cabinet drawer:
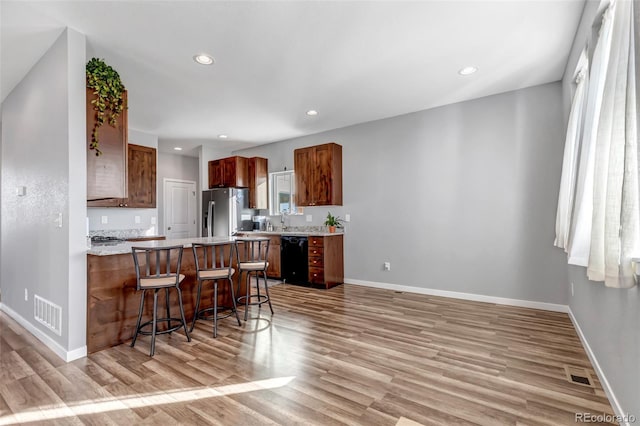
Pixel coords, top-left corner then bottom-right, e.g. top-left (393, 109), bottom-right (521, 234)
top-left (308, 237), bottom-right (324, 248)
top-left (308, 256), bottom-right (324, 268)
top-left (308, 246), bottom-right (324, 257)
top-left (309, 267), bottom-right (324, 284)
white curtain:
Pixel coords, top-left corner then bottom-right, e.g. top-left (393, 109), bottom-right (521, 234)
top-left (588, 0), bottom-right (639, 288)
top-left (555, 51), bottom-right (588, 251)
top-left (567, 2), bottom-right (616, 267)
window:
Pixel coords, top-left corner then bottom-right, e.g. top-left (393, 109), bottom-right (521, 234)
top-left (269, 171), bottom-right (296, 215)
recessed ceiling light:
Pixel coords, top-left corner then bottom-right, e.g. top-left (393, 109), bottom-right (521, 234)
top-left (193, 54), bottom-right (214, 65)
top-left (458, 66), bottom-right (478, 76)
top-left (173, 147), bottom-right (183, 151)
top-left (306, 110), bottom-right (319, 116)
top-left (218, 134), bottom-right (228, 139)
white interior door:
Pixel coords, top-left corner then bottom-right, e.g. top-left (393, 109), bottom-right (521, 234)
top-left (163, 179), bottom-right (197, 239)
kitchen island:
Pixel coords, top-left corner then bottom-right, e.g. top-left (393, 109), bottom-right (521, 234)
top-left (87, 236), bottom-right (243, 353)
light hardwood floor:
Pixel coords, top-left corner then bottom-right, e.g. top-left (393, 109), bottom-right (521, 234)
top-left (0, 284), bottom-right (615, 425)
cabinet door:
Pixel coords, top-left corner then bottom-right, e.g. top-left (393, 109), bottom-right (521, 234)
top-left (313, 144), bottom-right (333, 206)
top-left (87, 89), bottom-right (128, 200)
top-left (266, 236), bottom-right (281, 278)
top-left (248, 157), bottom-right (268, 209)
top-left (209, 160), bottom-right (223, 188)
top-left (294, 147), bottom-right (314, 206)
top-left (126, 144), bottom-right (156, 208)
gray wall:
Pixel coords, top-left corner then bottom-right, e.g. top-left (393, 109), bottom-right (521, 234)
top-left (236, 82), bottom-right (568, 305)
top-left (1, 29), bottom-right (87, 355)
top-left (561, 0), bottom-right (639, 418)
top-left (157, 152), bottom-right (199, 234)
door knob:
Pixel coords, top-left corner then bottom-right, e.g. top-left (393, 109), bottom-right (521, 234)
top-left (168, 226), bottom-right (171, 230)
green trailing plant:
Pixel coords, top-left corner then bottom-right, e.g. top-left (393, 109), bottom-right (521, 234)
top-left (86, 58), bottom-right (126, 156)
top-left (324, 212), bottom-right (343, 228)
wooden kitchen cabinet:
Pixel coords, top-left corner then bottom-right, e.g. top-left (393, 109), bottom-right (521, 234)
top-left (308, 235), bottom-right (343, 288)
top-left (88, 144), bottom-right (156, 208)
top-left (208, 156), bottom-right (248, 188)
top-left (87, 89), bottom-right (128, 201)
top-left (126, 144), bottom-right (157, 208)
top-left (248, 157), bottom-right (268, 209)
top-left (294, 142), bottom-right (342, 206)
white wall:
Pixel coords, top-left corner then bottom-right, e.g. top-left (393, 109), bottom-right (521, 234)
top-left (157, 151), bottom-right (199, 233)
top-left (236, 82), bottom-right (568, 305)
top-left (86, 128), bottom-right (159, 234)
top-left (1, 29), bottom-right (87, 359)
top-left (560, 0), bottom-right (640, 419)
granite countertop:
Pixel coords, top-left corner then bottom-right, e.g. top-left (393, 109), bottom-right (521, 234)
top-left (88, 231), bottom-right (344, 256)
top-left (88, 236), bottom-right (237, 256)
top-left (239, 230), bottom-right (344, 237)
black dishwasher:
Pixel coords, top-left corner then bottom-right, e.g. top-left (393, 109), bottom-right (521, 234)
top-left (281, 236), bottom-right (308, 284)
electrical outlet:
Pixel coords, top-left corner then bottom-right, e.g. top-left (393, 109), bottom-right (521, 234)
top-left (571, 282), bottom-right (574, 297)
top-left (345, 214), bottom-right (351, 222)
top-left (306, 215), bottom-right (312, 222)
top-left (134, 215), bottom-right (141, 224)
top-left (24, 288), bottom-right (28, 301)
top-left (101, 216), bottom-right (108, 224)
top-left (151, 217), bottom-right (157, 225)
top-left (384, 262), bottom-right (391, 271)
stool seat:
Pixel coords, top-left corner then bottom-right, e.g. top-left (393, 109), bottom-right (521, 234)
top-left (140, 274), bottom-right (185, 288)
top-left (238, 261), bottom-right (268, 270)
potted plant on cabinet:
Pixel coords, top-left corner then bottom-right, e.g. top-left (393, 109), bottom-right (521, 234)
top-left (324, 212), bottom-right (343, 233)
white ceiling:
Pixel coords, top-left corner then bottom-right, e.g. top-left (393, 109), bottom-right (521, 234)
top-left (1, 1), bottom-right (585, 157)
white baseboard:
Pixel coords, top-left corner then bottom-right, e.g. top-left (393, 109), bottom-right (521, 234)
top-left (344, 278), bottom-right (569, 313)
top-left (0, 303), bottom-right (86, 362)
top-left (568, 308), bottom-right (627, 424)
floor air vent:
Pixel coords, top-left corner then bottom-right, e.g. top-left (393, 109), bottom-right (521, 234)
top-left (34, 295), bottom-right (62, 336)
top-left (564, 365), bottom-right (594, 387)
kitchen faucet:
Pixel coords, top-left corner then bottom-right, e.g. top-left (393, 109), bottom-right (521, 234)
top-left (281, 213), bottom-right (287, 230)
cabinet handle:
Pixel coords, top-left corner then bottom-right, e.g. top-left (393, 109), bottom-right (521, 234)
top-left (313, 273), bottom-right (318, 277)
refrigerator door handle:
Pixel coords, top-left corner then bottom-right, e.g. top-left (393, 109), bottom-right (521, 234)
top-left (207, 200), bottom-right (215, 237)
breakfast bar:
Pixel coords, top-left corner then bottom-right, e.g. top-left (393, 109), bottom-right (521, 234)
top-left (87, 236), bottom-right (242, 353)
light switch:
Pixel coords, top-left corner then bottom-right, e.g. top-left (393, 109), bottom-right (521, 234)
top-left (345, 214), bottom-right (351, 222)
top-left (101, 216), bottom-right (108, 224)
top-left (134, 215), bottom-right (141, 224)
top-left (16, 186), bottom-right (27, 196)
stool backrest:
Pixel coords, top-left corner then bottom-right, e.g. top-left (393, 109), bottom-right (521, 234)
top-left (235, 238), bottom-right (270, 264)
top-left (131, 245), bottom-right (184, 290)
top-left (191, 243), bottom-right (233, 273)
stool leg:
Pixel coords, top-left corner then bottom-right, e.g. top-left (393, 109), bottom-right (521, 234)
top-left (151, 289), bottom-right (159, 356)
top-left (263, 270), bottom-right (274, 314)
top-left (213, 281), bottom-right (218, 338)
top-left (131, 289), bottom-right (146, 347)
top-left (165, 288), bottom-right (171, 333)
top-left (255, 272), bottom-right (262, 312)
top-left (228, 277), bottom-right (241, 326)
top-left (244, 271), bottom-right (250, 321)
top-left (190, 280), bottom-right (203, 332)
top-left (176, 286), bottom-right (191, 342)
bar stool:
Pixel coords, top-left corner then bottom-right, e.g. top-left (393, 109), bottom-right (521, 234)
top-left (234, 237), bottom-right (273, 321)
top-left (190, 242), bottom-right (241, 337)
top-left (130, 245), bottom-right (191, 356)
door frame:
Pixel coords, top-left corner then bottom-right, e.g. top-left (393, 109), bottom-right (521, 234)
top-left (163, 178), bottom-right (198, 238)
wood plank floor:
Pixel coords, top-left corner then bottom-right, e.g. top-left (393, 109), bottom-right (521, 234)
top-left (0, 283), bottom-right (615, 425)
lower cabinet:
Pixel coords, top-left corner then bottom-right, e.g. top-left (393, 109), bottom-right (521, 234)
top-left (266, 236), bottom-right (281, 278)
top-left (308, 235), bottom-right (344, 289)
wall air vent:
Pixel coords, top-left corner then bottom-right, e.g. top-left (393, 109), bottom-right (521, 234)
top-left (34, 295), bottom-right (62, 336)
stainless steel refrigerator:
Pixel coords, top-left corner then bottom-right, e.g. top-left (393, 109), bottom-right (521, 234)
top-left (202, 188), bottom-right (252, 237)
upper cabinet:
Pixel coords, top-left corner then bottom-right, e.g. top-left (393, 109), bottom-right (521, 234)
top-left (248, 157), bottom-right (268, 209)
top-left (294, 142), bottom-right (343, 206)
top-left (86, 88), bottom-right (128, 201)
top-left (87, 144), bottom-right (156, 208)
top-left (126, 144), bottom-right (157, 208)
top-left (208, 156), bottom-right (248, 188)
